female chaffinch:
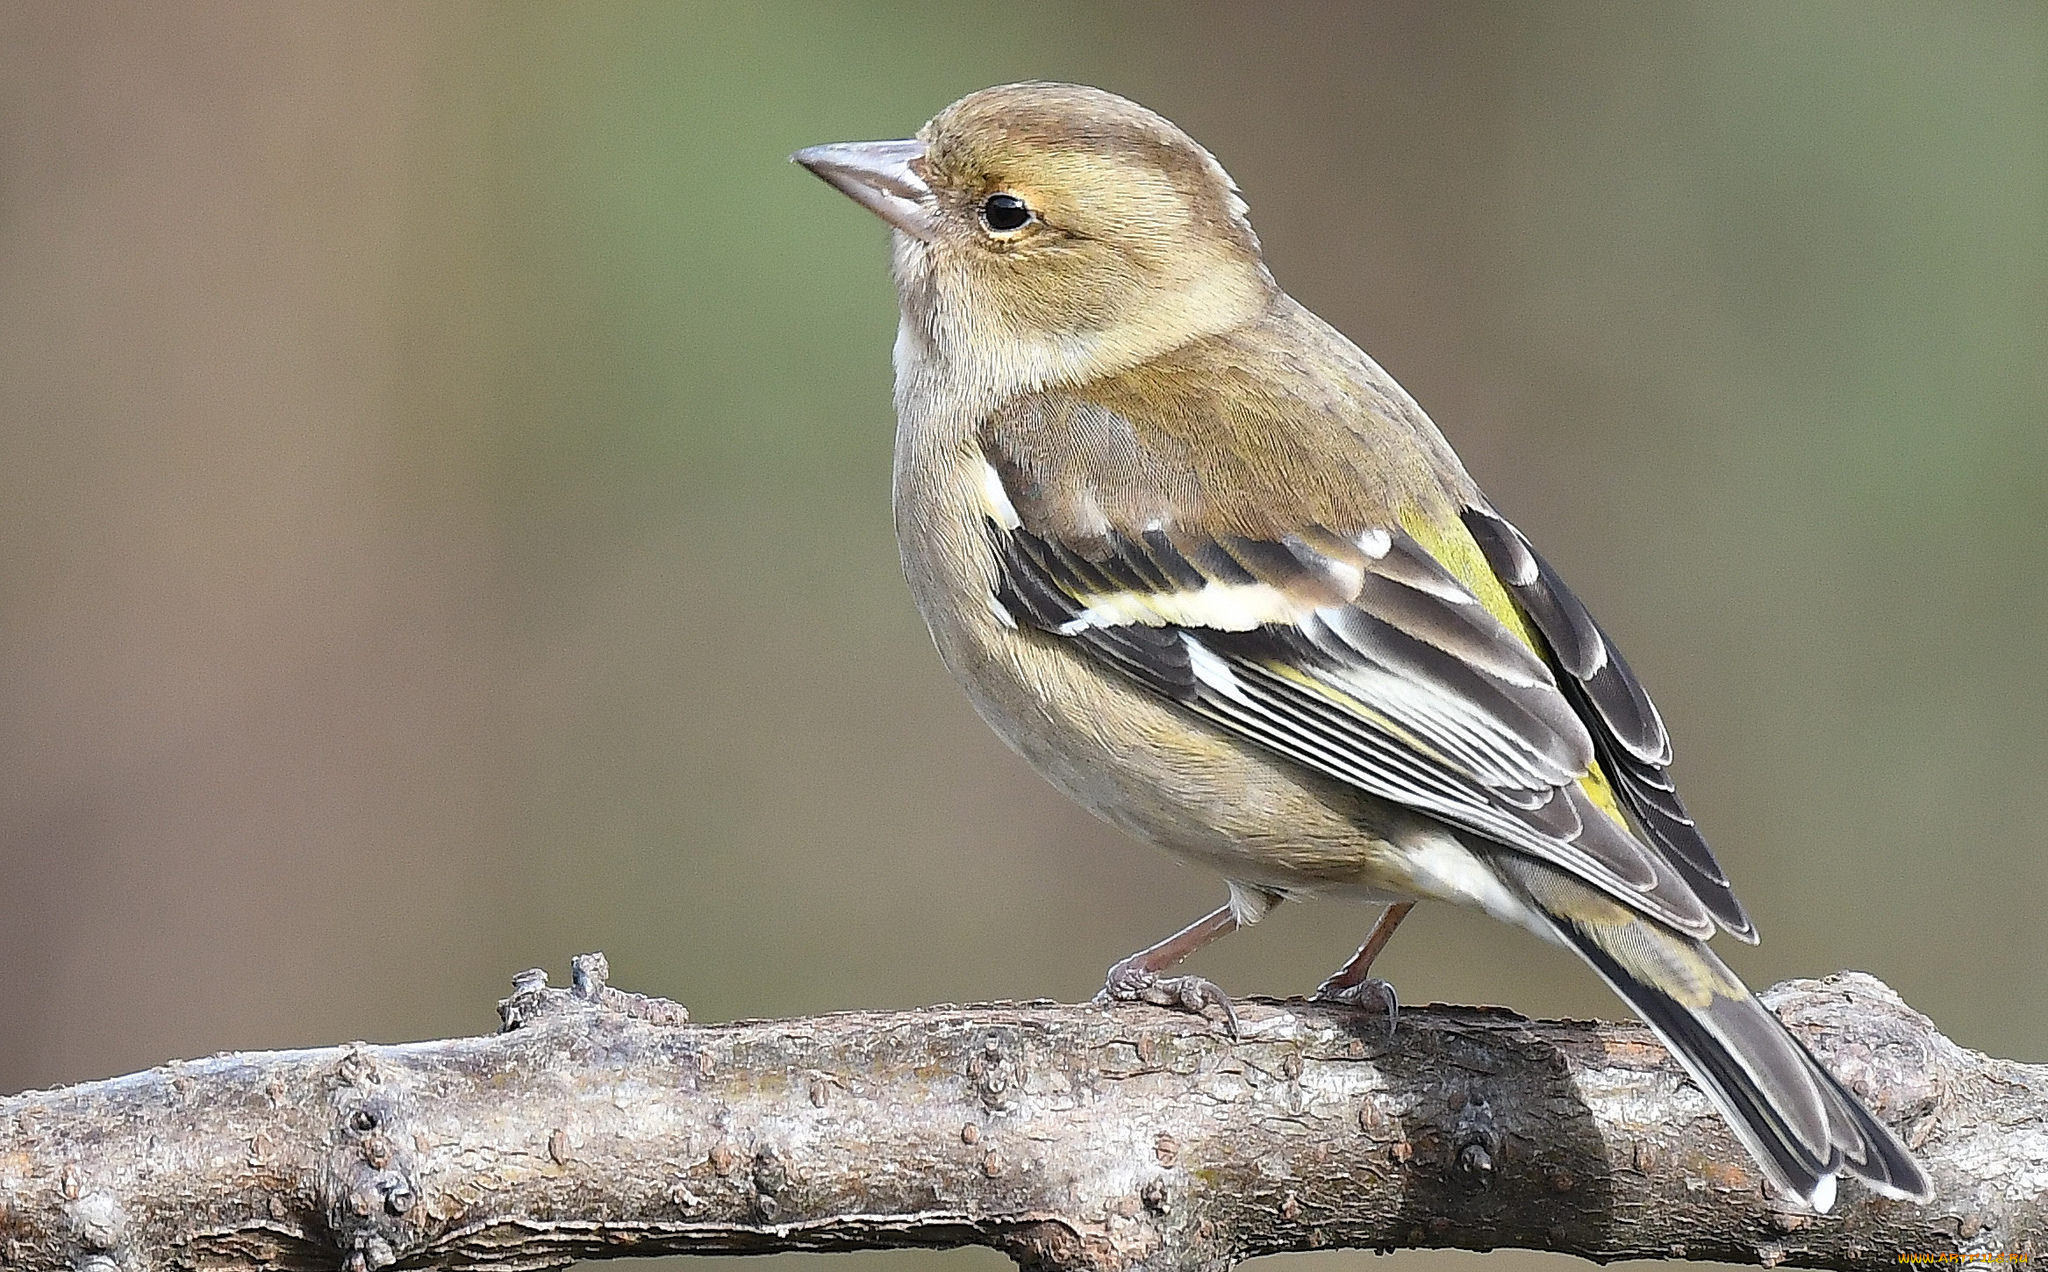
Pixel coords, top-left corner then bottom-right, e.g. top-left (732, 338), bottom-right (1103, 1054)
top-left (796, 81), bottom-right (1929, 1212)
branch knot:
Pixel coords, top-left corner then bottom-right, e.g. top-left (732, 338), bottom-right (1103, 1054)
top-left (324, 1047), bottom-right (422, 1272)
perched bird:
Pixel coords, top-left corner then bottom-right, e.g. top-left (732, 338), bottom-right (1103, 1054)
top-left (794, 82), bottom-right (1930, 1211)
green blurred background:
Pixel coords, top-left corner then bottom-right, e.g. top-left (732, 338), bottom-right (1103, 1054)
top-left (2, 4), bottom-right (2042, 1269)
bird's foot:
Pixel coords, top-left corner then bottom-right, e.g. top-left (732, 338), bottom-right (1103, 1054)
top-left (1313, 975), bottom-right (1399, 1037)
top-left (1094, 959), bottom-right (1241, 1038)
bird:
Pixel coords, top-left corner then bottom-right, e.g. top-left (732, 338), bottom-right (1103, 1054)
top-left (793, 81), bottom-right (1931, 1212)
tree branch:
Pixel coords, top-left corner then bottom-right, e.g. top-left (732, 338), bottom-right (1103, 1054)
top-left (1, 956), bottom-right (2040, 1271)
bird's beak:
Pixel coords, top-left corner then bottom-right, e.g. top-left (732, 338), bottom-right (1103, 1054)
top-left (792, 139), bottom-right (935, 242)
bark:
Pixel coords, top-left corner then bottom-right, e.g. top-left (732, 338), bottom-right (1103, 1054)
top-left (0, 955), bottom-right (2040, 1272)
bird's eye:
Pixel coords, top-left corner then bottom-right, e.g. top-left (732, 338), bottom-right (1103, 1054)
top-left (980, 192), bottom-right (1032, 234)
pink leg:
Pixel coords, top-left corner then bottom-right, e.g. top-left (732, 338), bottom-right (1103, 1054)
top-left (1313, 901), bottom-right (1415, 1034)
top-left (1096, 902), bottom-right (1246, 1035)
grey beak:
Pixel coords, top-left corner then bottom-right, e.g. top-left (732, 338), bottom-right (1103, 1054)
top-left (793, 139), bottom-right (935, 242)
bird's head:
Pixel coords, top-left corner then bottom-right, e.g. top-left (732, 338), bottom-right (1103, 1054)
top-left (796, 82), bottom-right (1278, 393)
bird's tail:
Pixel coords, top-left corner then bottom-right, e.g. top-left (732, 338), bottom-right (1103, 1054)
top-left (1504, 861), bottom-right (1932, 1211)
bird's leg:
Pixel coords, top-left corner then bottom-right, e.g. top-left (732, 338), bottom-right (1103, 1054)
top-left (1312, 901), bottom-right (1415, 1035)
top-left (1093, 902), bottom-right (1246, 1036)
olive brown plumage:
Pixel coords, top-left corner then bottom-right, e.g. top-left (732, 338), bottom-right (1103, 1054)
top-left (795, 81), bottom-right (1930, 1210)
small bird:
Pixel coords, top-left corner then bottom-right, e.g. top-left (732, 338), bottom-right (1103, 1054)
top-left (794, 82), bottom-right (1930, 1211)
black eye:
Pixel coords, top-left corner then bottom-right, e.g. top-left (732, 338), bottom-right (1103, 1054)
top-left (980, 193), bottom-right (1032, 233)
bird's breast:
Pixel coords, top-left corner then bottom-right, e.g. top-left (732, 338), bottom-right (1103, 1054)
top-left (887, 392), bottom-right (1412, 891)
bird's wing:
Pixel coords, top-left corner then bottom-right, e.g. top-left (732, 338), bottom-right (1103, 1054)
top-left (1459, 504), bottom-right (1753, 939)
top-left (977, 431), bottom-right (1748, 940)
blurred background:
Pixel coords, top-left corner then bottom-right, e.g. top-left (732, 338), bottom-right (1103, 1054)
top-left (2, 4), bottom-right (2042, 1269)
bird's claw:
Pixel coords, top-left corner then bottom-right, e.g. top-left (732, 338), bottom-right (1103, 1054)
top-left (1313, 975), bottom-right (1399, 1038)
top-left (1095, 964), bottom-right (1241, 1038)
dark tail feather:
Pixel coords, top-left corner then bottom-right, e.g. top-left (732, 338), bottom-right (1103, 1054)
top-left (1547, 915), bottom-right (1931, 1209)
